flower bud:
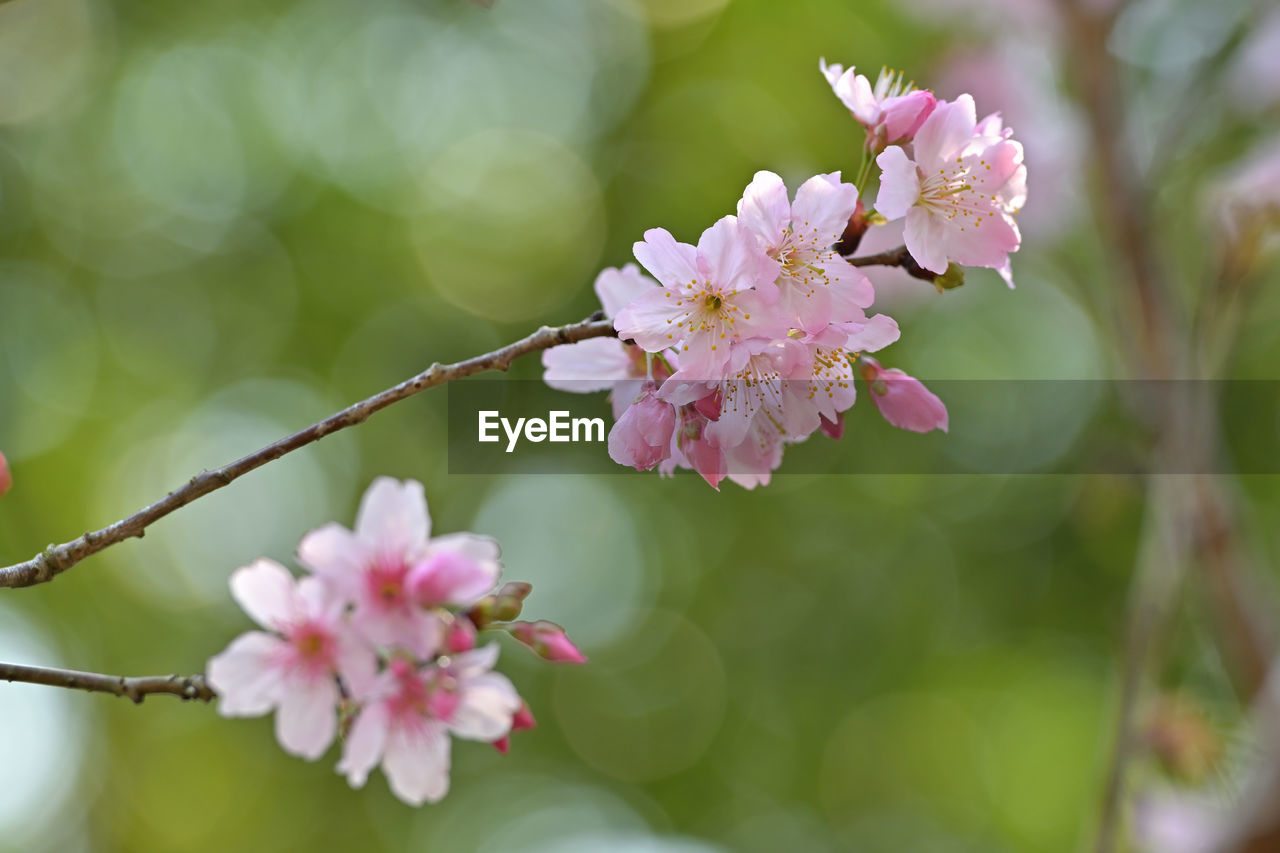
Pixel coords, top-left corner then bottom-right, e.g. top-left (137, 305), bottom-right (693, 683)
top-left (444, 617), bottom-right (477, 653)
top-left (508, 620), bottom-right (587, 664)
top-left (0, 451), bottom-right (10, 496)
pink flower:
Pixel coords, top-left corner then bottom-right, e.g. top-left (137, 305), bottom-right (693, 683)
top-left (736, 170), bottom-right (874, 333)
top-left (608, 382), bottom-right (677, 472)
top-left (859, 357), bottom-right (948, 433)
top-left (875, 94), bottom-right (1026, 280)
top-left (337, 645), bottom-right (520, 806)
top-left (820, 60), bottom-right (937, 148)
top-left (542, 264), bottom-right (659, 393)
top-left (207, 558), bottom-right (377, 759)
top-left (508, 621), bottom-right (588, 664)
top-left (0, 450), bottom-right (10, 496)
top-left (616, 216), bottom-right (783, 381)
top-left (297, 478), bottom-right (498, 658)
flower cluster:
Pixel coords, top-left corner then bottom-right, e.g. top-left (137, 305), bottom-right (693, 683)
top-left (207, 477), bottom-right (584, 806)
top-left (542, 59), bottom-right (1025, 488)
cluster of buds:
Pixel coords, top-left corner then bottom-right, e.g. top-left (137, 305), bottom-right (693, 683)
top-left (542, 59), bottom-right (1026, 489)
top-left (206, 477), bottom-right (584, 806)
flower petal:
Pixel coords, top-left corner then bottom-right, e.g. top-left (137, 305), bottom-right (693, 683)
top-left (874, 147), bottom-right (920, 222)
top-left (207, 631), bottom-right (287, 716)
top-left (449, 672), bottom-right (521, 741)
top-left (355, 477), bottom-right (430, 556)
top-left (633, 228), bottom-right (699, 289)
top-left (384, 722), bottom-right (452, 806)
top-left (275, 676), bottom-right (339, 760)
top-left (594, 263), bottom-right (659, 319)
top-left (736, 170), bottom-right (791, 247)
top-left (229, 558), bottom-right (298, 631)
top-left (337, 702), bottom-right (388, 789)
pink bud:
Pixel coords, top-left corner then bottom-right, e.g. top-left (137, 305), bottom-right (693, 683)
top-left (0, 451), bottom-right (10, 496)
top-left (508, 620), bottom-right (587, 664)
top-left (512, 702), bottom-right (536, 732)
top-left (444, 618), bottom-right (477, 653)
top-left (492, 735), bottom-right (511, 754)
top-left (858, 357), bottom-right (948, 434)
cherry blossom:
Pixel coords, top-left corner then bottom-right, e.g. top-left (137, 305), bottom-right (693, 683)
top-left (820, 61), bottom-right (937, 148)
top-left (207, 558), bottom-right (377, 759)
top-left (875, 94), bottom-right (1026, 281)
top-left (735, 170), bottom-right (874, 333)
top-left (297, 478), bottom-right (497, 657)
top-left (616, 216), bottom-right (783, 381)
top-left (338, 645), bottom-right (521, 805)
top-left (543, 264), bottom-right (659, 394)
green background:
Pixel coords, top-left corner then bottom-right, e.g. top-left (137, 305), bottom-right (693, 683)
top-left (0, 0), bottom-right (1277, 850)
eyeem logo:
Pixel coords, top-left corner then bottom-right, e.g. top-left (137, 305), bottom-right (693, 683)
top-left (477, 410), bottom-right (606, 453)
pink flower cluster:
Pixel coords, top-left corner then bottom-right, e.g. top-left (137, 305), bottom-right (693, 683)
top-left (542, 59), bottom-right (1025, 489)
top-left (207, 477), bottom-right (584, 806)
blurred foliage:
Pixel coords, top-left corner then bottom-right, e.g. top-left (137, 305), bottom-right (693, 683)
top-left (0, 0), bottom-right (1279, 851)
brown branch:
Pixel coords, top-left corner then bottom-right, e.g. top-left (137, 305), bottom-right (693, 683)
top-left (843, 244), bottom-right (938, 282)
top-left (0, 314), bottom-right (616, 590)
top-left (0, 661), bottom-right (215, 704)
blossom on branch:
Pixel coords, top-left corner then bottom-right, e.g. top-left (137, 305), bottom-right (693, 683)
top-left (820, 61), bottom-right (937, 150)
top-left (875, 94), bottom-right (1026, 283)
top-left (207, 478), bottom-right (583, 806)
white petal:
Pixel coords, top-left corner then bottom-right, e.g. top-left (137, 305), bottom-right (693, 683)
top-left (355, 477), bottom-right (430, 556)
top-left (384, 723), bottom-right (452, 806)
top-left (449, 642), bottom-right (501, 678)
top-left (903, 207), bottom-right (949, 275)
top-left (275, 676), bottom-right (339, 759)
top-left (337, 702), bottom-right (389, 788)
top-left (229, 559), bottom-right (298, 631)
top-left (913, 94), bottom-right (977, 165)
top-left (207, 631), bottom-right (287, 716)
top-left (449, 672), bottom-right (521, 741)
top-left (296, 522), bottom-right (368, 594)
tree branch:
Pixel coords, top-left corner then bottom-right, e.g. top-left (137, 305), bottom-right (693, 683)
top-left (0, 661), bottom-right (214, 703)
top-left (843, 244), bottom-right (938, 282)
top-left (0, 314), bottom-right (615, 590)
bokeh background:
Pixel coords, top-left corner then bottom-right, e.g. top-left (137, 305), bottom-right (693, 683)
top-left (1, 0), bottom-right (1278, 850)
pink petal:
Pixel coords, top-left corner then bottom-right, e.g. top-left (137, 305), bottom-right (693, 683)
top-left (407, 546), bottom-right (499, 608)
top-left (874, 146), bottom-right (920, 222)
top-left (296, 522), bottom-right (367, 595)
top-left (880, 90), bottom-right (936, 142)
top-left (229, 559), bottom-right (299, 631)
top-left (837, 313), bottom-right (901, 353)
top-left (335, 629), bottom-right (380, 700)
top-left (792, 172), bottom-right (860, 245)
top-left (0, 451), bottom-right (10, 496)
top-left (696, 215), bottom-right (779, 296)
top-left (542, 338), bottom-right (636, 392)
top-left (275, 676), bottom-right (339, 759)
top-left (207, 631), bottom-right (288, 716)
top-left (354, 477), bottom-right (430, 556)
top-left (633, 228), bottom-right (699, 289)
top-left (868, 365), bottom-right (949, 433)
top-left (903, 207), bottom-right (949, 274)
top-left (383, 723), bottom-right (452, 806)
top-left (594, 263), bottom-right (659, 319)
top-left (337, 702), bottom-right (389, 789)
top-left (912, 95), bottom-right (978, 165)
top-left (613, 288), bottom-right (689, 353)
top-left (736, 170), bottom-right (791, 247)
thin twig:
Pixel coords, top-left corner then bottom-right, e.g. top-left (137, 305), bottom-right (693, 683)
top-left (0, 314), bottom-right (615, 590)
top-left (0, 662), bottom-right (214, 704)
